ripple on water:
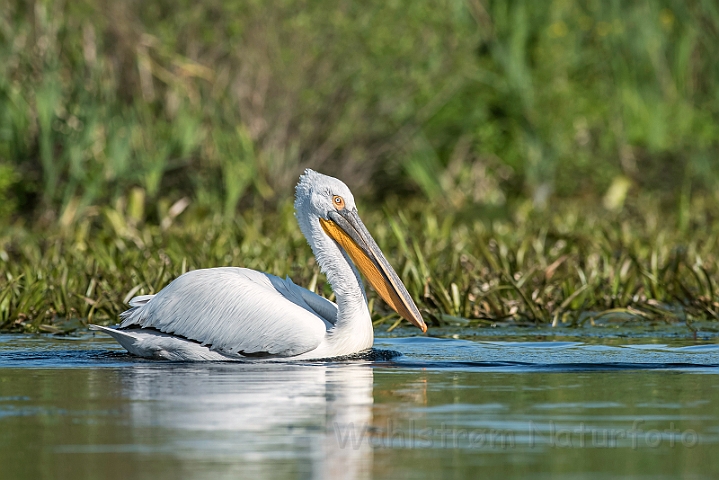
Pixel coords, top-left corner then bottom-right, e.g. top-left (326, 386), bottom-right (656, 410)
top-left (2, 330), bottom-right (719, 479)
top-left (0, 331), bottom-right (718, 371)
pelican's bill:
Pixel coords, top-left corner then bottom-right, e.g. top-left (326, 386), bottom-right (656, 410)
top-left (320, 211), bottom-right (427, 332)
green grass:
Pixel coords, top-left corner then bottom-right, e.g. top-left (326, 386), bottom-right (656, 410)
top-left (1, 1), bottom-right (719, 333)
top-left (1, 195), bottom-right (717, 334)
top-left (1, 1), bottom-right (718, 224)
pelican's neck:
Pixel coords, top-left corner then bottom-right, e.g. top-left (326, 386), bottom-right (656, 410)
top-left (310, 221), bottom-right (371, 327)
top-left (298, 214), bottom-right (374, 353)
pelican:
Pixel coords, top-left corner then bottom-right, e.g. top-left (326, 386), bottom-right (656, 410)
top-left (91, 169), bottom-right (427, 360)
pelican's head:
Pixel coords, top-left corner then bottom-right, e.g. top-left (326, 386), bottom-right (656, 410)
top-left (295, 169), bottom-right (427, 332)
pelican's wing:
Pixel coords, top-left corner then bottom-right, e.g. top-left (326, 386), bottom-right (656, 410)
top-left (289, 279), bottom-right (339, 325)
top-left (262, 275), bottom-right (338, 325)
top-left (119, 267), bottom-right (330, 357)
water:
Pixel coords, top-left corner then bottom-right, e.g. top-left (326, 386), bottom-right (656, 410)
top-left (2, 328), bottom-right (719, 479)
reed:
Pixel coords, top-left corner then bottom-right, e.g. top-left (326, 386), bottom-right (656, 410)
top-left (1, 1), bottom-right (718, 333)
top-left (1, 194), bottom-right (717, 333)
top-left (1, 1), bottom-right (718, 224)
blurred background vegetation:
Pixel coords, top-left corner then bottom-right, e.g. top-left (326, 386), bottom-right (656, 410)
top-left (1, 0), bottom-right (718, 330)
top-left (2, 0), bottom-right (718, 222)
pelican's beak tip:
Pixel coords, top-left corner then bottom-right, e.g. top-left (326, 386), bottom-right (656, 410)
top-left (414, 315), bottom-right (428, 333)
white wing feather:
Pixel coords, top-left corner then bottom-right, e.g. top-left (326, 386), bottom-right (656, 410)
top-left (119, 267), bottom-right (334, 357)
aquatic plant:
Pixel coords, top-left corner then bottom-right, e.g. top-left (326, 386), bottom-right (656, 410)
top-left (1, 195), bottom-right (717, 333)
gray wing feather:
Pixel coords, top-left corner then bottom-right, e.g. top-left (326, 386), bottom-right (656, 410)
top-left (264, 275), bottom-right (338, 325)
top-left (296, 288), bottom-right (338, 325)
top-left (119, 267), bottom-right (329, 357)
top-left (128, 295), bottom-right (154, 307)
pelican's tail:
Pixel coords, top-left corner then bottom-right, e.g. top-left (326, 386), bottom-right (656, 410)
top-left (89, 324), bottom-right (240, 361)
top-left (89, 324), bottom-right (146, 354)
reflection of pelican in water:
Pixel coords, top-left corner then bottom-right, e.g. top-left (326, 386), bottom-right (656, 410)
top-left (121, 363), bottom-right (374, 479)
top-left (92, 170), bottom-right (425, 360)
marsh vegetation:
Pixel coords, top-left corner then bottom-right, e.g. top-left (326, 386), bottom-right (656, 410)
top-left (1, 1), bottom-right (718, 332)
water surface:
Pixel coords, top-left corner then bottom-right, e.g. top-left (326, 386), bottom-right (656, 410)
top-left (1, 328), bottom-right (718, 479)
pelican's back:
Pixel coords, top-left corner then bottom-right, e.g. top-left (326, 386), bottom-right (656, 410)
top-left (118, 267), bottom-right (330, 357)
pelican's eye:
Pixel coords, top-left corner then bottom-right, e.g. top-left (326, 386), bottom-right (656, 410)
top-left (332, 195), bottom-right (345, 210)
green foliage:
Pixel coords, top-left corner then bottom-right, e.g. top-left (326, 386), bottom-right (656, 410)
top-left (0, 1), bottom-right (718, 331)
top-left (1, 197), bottom-right (717, 333)
top-left (0, 162), bottom-right (18, 221)
top-left (0, 0), bottom-right (717, 221)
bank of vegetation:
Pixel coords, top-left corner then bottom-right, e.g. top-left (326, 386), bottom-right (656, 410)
top-left (1, 1), bottom-right (718, 332)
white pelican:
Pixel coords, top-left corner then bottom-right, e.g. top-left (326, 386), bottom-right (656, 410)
top-left (91, 169), bottom-right (427, 360)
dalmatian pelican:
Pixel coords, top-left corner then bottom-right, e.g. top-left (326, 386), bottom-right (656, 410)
top-left (91, 169), bottom-right (426, 360)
